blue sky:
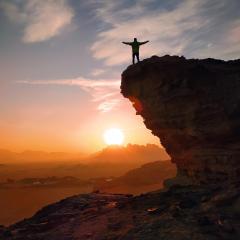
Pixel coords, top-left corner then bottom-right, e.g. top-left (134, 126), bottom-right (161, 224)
top-left (0, 0), bottom-right (240, 152)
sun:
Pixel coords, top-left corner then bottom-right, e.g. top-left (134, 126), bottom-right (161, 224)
top-left (103, 128), bottom-right (124, 145)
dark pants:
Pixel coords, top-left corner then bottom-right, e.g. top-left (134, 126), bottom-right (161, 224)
top-left (132, 52), bottom-right (140, 64)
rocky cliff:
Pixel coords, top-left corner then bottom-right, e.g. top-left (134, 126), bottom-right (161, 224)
top-left (121, 55), bottom-right (240, 184)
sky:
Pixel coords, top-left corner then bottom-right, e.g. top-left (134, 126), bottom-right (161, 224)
top-left (0, 0), bottom-right (240, 153)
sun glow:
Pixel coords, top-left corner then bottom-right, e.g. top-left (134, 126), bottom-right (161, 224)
top-left (103, 128), bottom-right (124, 145)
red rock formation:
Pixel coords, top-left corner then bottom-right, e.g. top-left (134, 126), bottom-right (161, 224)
top-left (121, 55), bottom-right (240, 184)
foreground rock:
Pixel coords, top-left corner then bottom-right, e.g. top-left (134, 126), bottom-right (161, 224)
top-left (1, 185), bottom-right (240, 240)
top-left (121, 55), bottom-right (240, 184)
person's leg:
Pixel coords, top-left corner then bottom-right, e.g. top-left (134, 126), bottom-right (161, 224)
top-left (132, 53), bottom-right (135, 64)
top-left (136, 52), bottom-right (140, 62)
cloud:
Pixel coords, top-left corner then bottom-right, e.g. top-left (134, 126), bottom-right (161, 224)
top-left (1, 0), bottom-right (74, 43)
top-left (91, 68), bottom-right (106, 77)
top-left (90, 0), bottom-right (240, 65)
top-left (97, 98), bottom-right (121, 113)
top-left (229, 20), bottom-right (240, 43)
top-left (17, 78), bottom-right (121, 113)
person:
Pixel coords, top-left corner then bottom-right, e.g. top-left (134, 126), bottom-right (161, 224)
top-left (122, 38), bottom-right (149, 64)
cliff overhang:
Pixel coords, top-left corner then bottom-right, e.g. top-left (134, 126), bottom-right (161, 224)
top-left (121, 55), bottom-right (240, 184)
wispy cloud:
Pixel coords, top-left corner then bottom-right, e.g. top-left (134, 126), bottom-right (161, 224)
top-left (18, 78), bottom-right (121, 113)
top-left (90, 0), bottom-right (240, 65)
top-left (91, 68), bottom-right (106, 77)
top-left (1, 0), bottom-right (74, 43)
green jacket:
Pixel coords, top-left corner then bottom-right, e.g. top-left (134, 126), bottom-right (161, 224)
top-left (122, 40), bottom-right (149, 53)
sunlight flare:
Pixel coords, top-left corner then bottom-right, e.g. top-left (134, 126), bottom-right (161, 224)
top-left (103, 128), bottom-right (124, 145)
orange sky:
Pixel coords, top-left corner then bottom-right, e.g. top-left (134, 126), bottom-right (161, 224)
top-left (1, 0), bottom-right (239, 153)
top-left (0, 90), bottom-right (160, 153)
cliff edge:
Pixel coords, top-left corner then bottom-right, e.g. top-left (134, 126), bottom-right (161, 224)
top-left (121, 55), bottom-right (240, 185)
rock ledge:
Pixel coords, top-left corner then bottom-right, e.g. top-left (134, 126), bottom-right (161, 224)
top-left (121, 55), bottom-right (240, 184)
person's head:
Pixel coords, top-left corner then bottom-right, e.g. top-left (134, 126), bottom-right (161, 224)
top-left (134, 38), bottom-right (137, 42)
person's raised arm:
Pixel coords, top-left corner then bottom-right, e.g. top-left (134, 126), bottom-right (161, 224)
top-left (140, 40), bottom-right (149, 45)
top-left (122, 41), bottom-right (131, 45)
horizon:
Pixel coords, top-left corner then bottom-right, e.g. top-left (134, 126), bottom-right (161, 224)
top-left (0, 142), bottom-right (165, 156)
top-left (1, 0), bottom-right (240, 153)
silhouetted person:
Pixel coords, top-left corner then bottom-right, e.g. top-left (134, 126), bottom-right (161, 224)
top-left (122, 38), bottom-right (149, 64)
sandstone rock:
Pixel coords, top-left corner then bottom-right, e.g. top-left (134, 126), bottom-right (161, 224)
top-left (121, 55), bottom-right (240, 184)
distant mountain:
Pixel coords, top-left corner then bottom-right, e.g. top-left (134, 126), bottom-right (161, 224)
top-left (68, 144), bottom-right (170, 179)
top-left (0, 149), bottom-right (16, 162)
top-left (0, 149), bottom-right (84, 163)
top-left (18, 151), bottom-right (84, 162)
top-left (94, 160), bottom-right (176, 194)
top-left (86, 144), bottom-right (169, 165)
top-left (0, 144), bottom-right (168, 165)
top-left (0, 144), bottom-right (169, 180)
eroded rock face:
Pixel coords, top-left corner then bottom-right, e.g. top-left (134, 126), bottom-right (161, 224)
top-left (121, 55), bottom-right (240, 184)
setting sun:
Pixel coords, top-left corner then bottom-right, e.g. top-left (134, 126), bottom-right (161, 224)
top-left (103, 128), bottom-right (124, 145)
